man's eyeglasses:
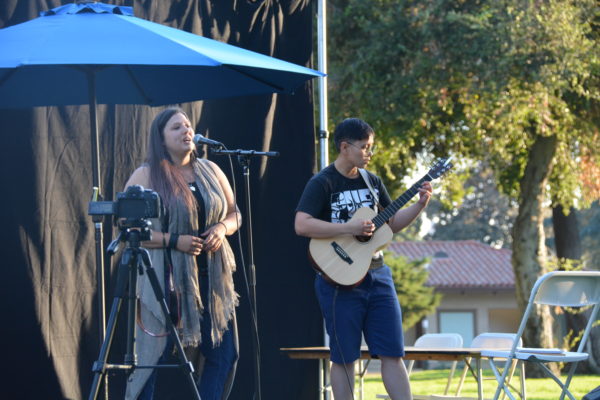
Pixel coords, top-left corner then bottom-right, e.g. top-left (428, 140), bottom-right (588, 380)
top-left (345, 141), bottom-right (376, 154)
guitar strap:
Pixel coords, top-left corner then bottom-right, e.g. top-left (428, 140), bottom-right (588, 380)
top-left (358, 168), bottom-right (381, 211)
top-left (358, 168), bottom-right (384, 263)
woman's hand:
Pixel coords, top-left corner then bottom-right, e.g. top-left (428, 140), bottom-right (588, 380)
top-left (176, 234), bottom-right (204, 256)
top-left (200, 222), bottom-right (227, 253)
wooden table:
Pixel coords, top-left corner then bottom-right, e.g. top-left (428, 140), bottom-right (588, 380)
top-left (281, 346), bottom-right (485, 400)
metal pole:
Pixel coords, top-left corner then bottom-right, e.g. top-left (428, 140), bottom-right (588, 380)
top-left (87, 69), bottom-right (107, 399)
top-left (317, 4), bottom-right (332, 400)
top-left (87, 70), bottom-right (106, 338)
top-left (241, 157), bottom-right (261, 400)
top-left (317, 0), bottom-right (329, 170)
top-left (212, 148), bottom-right (279, 400)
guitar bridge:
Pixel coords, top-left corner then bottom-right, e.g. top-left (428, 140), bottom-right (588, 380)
top-left (331, 242), bottom-right (353, 265)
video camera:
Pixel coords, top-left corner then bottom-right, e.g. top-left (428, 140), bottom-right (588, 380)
top-left (88, 185), bottom-right (161, 221)
top-left (90, 185), bottom-right (161, 249)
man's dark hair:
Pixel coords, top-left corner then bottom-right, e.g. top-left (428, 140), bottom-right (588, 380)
top-left (333, 118), bottom-right (374, 152)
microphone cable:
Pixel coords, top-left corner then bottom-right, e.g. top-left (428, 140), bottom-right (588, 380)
top-left (212, 145), bottom-right (262, 390)
top-left (332, 286), bottom-right (356, 400)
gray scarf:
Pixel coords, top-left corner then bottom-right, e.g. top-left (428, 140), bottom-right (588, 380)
top-left (125, 158), bottom-right (238, 399)
top-left (168, 158), bottom-right (239, 346)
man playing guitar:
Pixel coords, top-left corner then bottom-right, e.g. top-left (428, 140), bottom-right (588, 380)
top-left (295, 118), bottom-right (432, 400)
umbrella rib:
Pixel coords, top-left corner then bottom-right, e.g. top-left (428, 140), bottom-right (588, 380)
top-left (0, 68), bottom-right (17, 88)
top-left (68, 65), bottom-right (152, 104)
top-left (124, 66), bottom-right (153, 104)
top-left (224, 64), bottom-right (286, 93)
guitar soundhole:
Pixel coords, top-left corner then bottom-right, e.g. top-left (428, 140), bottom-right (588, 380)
top-left (356, 235), bottom-right (371, 243)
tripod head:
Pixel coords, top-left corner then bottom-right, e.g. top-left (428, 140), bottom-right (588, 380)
top-left (107, 218), bottom-right (153, 255)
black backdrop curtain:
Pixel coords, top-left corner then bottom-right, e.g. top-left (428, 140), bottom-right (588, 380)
top-left (0, 1), bottom-right (323, 399)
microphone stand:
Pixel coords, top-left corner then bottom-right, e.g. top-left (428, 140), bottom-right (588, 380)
top-left (211, 147), bottom-right (279, 400)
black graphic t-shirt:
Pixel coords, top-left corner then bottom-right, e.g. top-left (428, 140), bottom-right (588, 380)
top-left (296, 164), bottom-right (392, 223)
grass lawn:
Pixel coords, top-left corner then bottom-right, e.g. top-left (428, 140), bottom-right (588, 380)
top-left (361, 369), bottom-right (598, 399)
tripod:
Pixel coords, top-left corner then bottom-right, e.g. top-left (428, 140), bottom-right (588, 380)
top-left (88, 219), bottom-right (200, 400)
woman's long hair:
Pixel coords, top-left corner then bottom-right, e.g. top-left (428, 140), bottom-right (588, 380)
top-left (146, 107), bottom-right (196, 213)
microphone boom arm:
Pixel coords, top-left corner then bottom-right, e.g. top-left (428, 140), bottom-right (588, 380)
top-left (211, 149), bottom-right (279, 158)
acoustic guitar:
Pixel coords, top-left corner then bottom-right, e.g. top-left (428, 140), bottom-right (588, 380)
top-left (309, 157), bottom-right (453, 286)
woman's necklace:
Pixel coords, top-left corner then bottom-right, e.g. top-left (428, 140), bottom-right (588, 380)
top-left (178, 163), bottom-right (195, 182)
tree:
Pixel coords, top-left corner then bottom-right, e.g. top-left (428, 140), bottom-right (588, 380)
top-left (427, 164), bottom-right (517, 248)
top-left (328, 0), bottom-right (600, 375)
top-left (384, 252), bottom-right (441, 330)
top-left (580, 202), bottom-right (600, 268)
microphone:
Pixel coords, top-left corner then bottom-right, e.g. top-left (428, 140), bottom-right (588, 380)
top-left (193, 133), bottom-right (224, 149)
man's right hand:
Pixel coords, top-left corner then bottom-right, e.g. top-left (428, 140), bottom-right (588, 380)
top-left (347, 218), bottom-right (375, 236)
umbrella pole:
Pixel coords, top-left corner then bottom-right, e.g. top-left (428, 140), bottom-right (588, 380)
top-left (87, 69), bottom-right (108, 399)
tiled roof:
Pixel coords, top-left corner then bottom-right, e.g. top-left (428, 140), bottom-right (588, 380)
top-left (388, 240), bottom-right (514, 289)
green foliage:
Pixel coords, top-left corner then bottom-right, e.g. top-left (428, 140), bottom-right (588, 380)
top-left (427, 164), bottom-right (518, 248)
top-left (328, 0), bottom-right (600, 208)
top-left (544, 201), bottom-right (600, 270)
top-left (384, 251), bottom-right (441, 329)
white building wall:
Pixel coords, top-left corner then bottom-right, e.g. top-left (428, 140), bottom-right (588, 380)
top-left (414, 290), bottom-right (520, 346)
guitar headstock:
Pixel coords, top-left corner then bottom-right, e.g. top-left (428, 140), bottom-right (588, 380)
top-left (427, 157), bottom-right (453, 180)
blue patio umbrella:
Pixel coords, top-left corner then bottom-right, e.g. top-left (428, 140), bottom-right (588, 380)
top-left (0, 2), bottom-right (322, 185)
top-left (0, 3), bottom-right (323, 388)
top-left (0, 3), bottom-right (323, 107)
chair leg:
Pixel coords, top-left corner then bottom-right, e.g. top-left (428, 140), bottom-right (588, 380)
top-left (477, 357), bottom-right (484, 400)
top-left (406, 360), bottom-right (415, 375)
top-left (500, 360), bottom-right (516, 400)
top-left (488, 357), bottom-right (518, 400)
top-left (500, 359), bottom-right (524, 400)
top-left (537, 362), bottom-right (577, 400)
top-left (358, 359), bottom-right (371, 400)
top-left (454, 357), bottom-right (470, 396)
top-left (519, 361), bottom-right (526, 400)
top-left (443, 360), bottom-right (457, 395)
top-left (558, 362), bottom-right (579, 400)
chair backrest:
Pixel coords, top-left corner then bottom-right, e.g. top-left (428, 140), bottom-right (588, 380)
top-left (413, 333), bottom-right (463, 349)
top-left (514, 271), bottom-right (600, 355)
top-left (533, 271), bottom-right (600, 307)
top-left (470, 332), bottom-right (522, 349)
top-left (407, 333), bottom-right (463, 380)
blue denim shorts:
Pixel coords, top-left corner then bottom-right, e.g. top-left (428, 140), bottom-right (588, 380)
top-left (315, 265), bottom-right (404, 364)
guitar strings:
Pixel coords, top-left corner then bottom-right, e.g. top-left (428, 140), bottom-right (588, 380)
top-left (373, 178), bottom-right (427, 227)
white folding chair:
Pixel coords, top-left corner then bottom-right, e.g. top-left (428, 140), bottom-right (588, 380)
top-left (377, 333), bottom-right (464, 400)
top-left (455, 333), bottom-right (525, 400)
top-left (482, 271), bottom-right (600, 400)
top-left (410, 333), bottom-right (464, 399)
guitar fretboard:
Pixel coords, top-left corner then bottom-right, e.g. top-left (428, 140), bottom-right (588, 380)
top-left (372, 174), bottom-right (431, 229)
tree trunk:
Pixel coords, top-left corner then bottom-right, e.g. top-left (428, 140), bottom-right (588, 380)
top-left (552, 205), bottom-right (582, 260)
top-left (511, 134), bottom-right (559, 377)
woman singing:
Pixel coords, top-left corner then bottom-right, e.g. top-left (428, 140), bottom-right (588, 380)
top-left (124, 107), bottom-right (241, 400)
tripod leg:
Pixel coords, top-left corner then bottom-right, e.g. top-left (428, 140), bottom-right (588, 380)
top-left (88, 253), bottom-right (132, 400)
top-left (140, 252), bottom-right (201, 400)
top-left (124, 261), bottom-right (138, 366)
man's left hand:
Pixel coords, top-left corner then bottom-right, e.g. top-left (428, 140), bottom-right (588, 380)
top-left (417, 181), bottom-right (433, 206)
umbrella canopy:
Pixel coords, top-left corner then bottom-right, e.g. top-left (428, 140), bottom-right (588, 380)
top-left (0, 2), bottom-right (323, 108)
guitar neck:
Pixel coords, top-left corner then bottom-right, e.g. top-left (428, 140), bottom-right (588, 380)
top-left (372, 174), bottom-right (431, 228)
